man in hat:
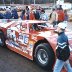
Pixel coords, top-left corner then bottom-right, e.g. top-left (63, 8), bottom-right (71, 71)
top-left (40, 9), bottom-right (48, 21)
top-left (53, 22), bottom-right (72, 72)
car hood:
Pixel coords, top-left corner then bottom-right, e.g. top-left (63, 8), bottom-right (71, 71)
top-left (37, 31), bottom-right (58, 40)
top-left (37, 30), bottom-right (72, 51)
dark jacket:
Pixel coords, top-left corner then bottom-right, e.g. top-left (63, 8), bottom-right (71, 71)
top-left (57, 32), bottom-right (68, 48)
top-left (0, 13), bottom-right (4, 19)
top-left (4, 11), bottom-right (12, 19)
top-left (56, 32), bottom-right (70, 61)
top-left (20, 10), bottom-right (25, 20)
top-left (12, 9), bottom-right (18, 19)
top-left (34, 10), bottom-right (40, 20)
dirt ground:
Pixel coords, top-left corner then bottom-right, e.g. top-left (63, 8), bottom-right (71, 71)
top-left (0, 47), bottom-right (52, 72)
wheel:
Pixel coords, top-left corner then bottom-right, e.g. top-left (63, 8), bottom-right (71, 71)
top-left (35, 43), bottom-right (55, 70)
top-left (0, 31), bottom-right (6, 47)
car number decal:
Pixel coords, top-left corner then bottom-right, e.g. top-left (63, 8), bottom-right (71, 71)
top-left (23, 34), bottom-right (29, 44)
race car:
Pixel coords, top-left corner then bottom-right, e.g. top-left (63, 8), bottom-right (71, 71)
top-left (0, 20), bottom-right (72, 70)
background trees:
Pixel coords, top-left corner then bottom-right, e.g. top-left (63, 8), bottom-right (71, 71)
top-left (0, 0), bottom-right (72, 4)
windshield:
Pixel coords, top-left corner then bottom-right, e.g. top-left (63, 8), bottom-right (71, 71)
top-left (29, 22), bottom-right (54, 32)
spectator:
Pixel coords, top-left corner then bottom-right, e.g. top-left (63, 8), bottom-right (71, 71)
top-left (0, 12), bottom-right (4, 19)
top-left (20, 9), bottom-right (25, 20)
top-left (26, 6), bottom-right (29, 11)
top-left (24, 9), bottom-right (35, 20)
top-left (40, 9), bottom-right (48, 21)
top-left (4, 8), bottom-right (12, 19)
top-left (33, 9), bottom-right (40, 20)
top-left (59, 5), bottom-right (63, 10)
top-left (64, 10), bottom-right (68, 21)
top-left (53, 22), bottom-right (72, 72)
top-left (25, 6), bottom-right (30, 20)
top-left (12, 8), bottom-right (18, 19)
top-left (56, 5), bottom-right (65, 24)
top-left (48, 8), bottom-right (58, 27)
top-left (29, 10), bottom-right (35, 20)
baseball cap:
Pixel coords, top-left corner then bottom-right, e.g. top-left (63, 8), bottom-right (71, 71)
top-left (58, 22), bottom-right (67, 29)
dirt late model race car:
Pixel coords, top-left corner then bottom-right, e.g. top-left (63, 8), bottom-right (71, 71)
top-left (0, 20), bottom-right (72, 70)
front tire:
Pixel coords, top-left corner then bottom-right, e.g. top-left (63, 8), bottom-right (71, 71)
top-left (35, 43), bottom-right (55, 70)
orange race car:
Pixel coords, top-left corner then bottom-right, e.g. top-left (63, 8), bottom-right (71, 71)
top-left (0, 20), bottom-right (72, 71)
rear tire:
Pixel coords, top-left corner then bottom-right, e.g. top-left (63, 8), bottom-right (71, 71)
top-left (0, 31), bottom-right (6, 47)
top-left (35, 43), bottom-right (55, 70)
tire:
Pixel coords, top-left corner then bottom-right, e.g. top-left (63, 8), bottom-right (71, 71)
top-left (0, 31), bottom-right (6, 47)
top-left (35, 43), bottom-right (55, 70)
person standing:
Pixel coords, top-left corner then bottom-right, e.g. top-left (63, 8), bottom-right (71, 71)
top-left (48, 8), bottom-right (58, 27)
top-left (53, 22), bottom-right (72, 72)
top-left (4, 8), bottom-right (12, 19)
top-left (0, 12), bottom-right (4, 19)
top-left (40, 9), bottom-right (48, 21)
top-left (25, 6), bottom-right (30, 20)
top-left (56, 5), bottom-right (65, 24)
top-left (64, 10), bottom-right (68, 21)
top-left (24, 8), bottom-right (35, 20)
top-left (33, 9), bottom-right (40, 20)
top-left (20, 9), bottom-right (25, 20)
top-left (12, 8), bottom-right (18, 19)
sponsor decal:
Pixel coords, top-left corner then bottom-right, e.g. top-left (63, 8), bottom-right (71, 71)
top-left (12, 42), bottom-right (20, 48)
top-left (23, 34), bottom-right (29, 45)
top-left (7, 29), bottom-right (16, 41)
top-left (29, 41), bottom-right (34, 48)
top-left (7, 28), bottom-right (11, 38)
top-left (19, 33), bottom-right (23, 43)
top-left (7, 40), bottom-right (20, 48)
top-left (27, 41), bottom-right (34, 56)
top-left (18, 33), bottom-right (29, 45)
top-left (29, 51), bottom-right (32, 56)
top-left (21, 46), bottom-right (28, 54)
top-left (29, 44), bottom-right (33, 49)
top-left (31, 34), bottom-right (37, 41)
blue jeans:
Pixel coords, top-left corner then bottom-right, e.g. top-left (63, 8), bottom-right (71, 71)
top-left (53, 59), bottom-right (72, 72)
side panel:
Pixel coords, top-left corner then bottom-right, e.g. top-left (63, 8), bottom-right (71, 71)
top-left (6, 27), bottom-right (37, 60)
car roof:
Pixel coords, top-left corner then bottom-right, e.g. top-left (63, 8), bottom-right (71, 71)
top-left (17, 20), bottom-right (47, 24)
top-left (0, 21), bottom-right (15, 28)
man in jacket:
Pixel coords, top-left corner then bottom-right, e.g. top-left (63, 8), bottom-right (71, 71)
top-left (53, 22), bottom-right (72, 72)
top-left (4, 8), bottom-right (12, 19)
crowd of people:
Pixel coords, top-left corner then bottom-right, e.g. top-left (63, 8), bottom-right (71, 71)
top-left (0, 5), bottom-right (68, 26)
top-left (0, 6), bottom-right (18, 19)
top-left (48, 5), bottom-right (68, 27)
top-left (0, 5), bottom-right (69, 28)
